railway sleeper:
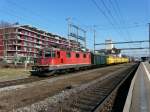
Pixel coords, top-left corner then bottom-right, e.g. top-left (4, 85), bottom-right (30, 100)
top-left (70, 102), bottom-right (95, 112)
top-left (91, 89), bottom-right (109, 93)
top-left (76, 99), bottom-right (99, 106)
top-left (61, 107), bottom-right (81, 112)
top-left (80, 93), bottom-right (104, 99)
top-left (78, 96), bottom-right (102, 103)
top-left (91, 89), bottom-right (111, 95)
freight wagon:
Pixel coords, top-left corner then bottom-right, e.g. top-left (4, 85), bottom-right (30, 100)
top-left (91, 53), bottom-right (106, 65)
top-left (92, 54), bottom-right (129, 65)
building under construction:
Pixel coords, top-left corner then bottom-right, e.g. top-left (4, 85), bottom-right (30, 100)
top-left (0, 25), bottom-right (83, 63)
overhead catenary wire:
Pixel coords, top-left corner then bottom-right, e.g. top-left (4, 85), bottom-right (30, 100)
top-left (91, 0), bottom-right (133, 46)
top-left (108, 0), bottom-right (133, 50)
top-left (91, 0), bottom-right (121, 35)
top-left (108, 0), bottom-right (131, 41)
top-left (100, 0), bottom-right (131, 42)
top-left (91, 0), bottom-right (142, 55)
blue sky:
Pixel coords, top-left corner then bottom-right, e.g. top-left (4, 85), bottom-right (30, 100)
top-left (0, 0), bottom-right (149, 57)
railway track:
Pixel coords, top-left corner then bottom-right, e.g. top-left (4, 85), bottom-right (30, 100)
top-left (0, 63), bottom-right (137, 112)
top-left (0, 64), bottom-right (125, 88)
top-left (57, 64), bottom-right (138, 112)
top-left (0, 68), bottom-right (99, 88)
top-left (0, 76), bottom-right (44, 88)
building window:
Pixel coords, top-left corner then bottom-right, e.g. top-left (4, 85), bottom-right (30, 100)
top-left (25, 31), bottom-right (28, 35)
top-left (57, 51), bottom-right (60, 58)
top-left (66, 52), bottom-right (71, 58)
top-left (42, 36), bottom-right (45, 39)
top-left (52, 51), bottom-right (56, 58)
top-left (76, 53), bottom-right (80, 58)
top-left (29, 48), bottom-right (32, 51)
top-left (18, 40), bottom-right (22, 44)
top-left (38, 51), bottom-right (42, 57)
top-left (24, 42), bottom-right (27, 46)
top-left (24, 47), bottom-right (27, 51)
top-left (18, 46), bottom-right (21, 50)
top-left (83, 54), bottom-right (86, 58)
top-left (37, 35), bottom-right (40, 38)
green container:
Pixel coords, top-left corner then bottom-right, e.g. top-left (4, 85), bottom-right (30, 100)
top-left (100, 55), bottom-right (106, 65)
top-left (93, 54), bottom-right (106, 65)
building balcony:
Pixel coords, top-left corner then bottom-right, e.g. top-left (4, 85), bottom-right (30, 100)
top-left (17, 32), bottom-right (47, 41)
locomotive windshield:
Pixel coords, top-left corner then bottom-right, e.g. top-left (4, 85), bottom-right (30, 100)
top-left (45, 51), bottom-right (56, 58)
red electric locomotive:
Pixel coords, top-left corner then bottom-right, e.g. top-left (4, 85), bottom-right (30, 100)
top-left (31, 48), bottom-right (91, 75)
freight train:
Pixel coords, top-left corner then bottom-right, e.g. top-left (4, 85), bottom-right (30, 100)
top-left (30, 49), bottom-right (129, 76)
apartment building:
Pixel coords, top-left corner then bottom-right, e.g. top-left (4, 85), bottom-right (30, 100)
top-left (0, 25), bottom-right (81, 63)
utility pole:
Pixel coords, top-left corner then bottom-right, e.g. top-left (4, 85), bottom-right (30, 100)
top-left (148, 23), bottom-right (150, 61)
top-left (84, 31), bottom-right (86, 49)
top-left (93, 28), bottom-right (96, 53)
top-left (77, 26), bottom-right (78, 43)
top-left (93, 27), bottom-right (96, 65)
top-left (66, 17), bottom-right (71, 50)
top-left (93, 25), bottom-right (98, 53)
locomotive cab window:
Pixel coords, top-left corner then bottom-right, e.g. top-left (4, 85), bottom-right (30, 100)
top-left (66, 52), bottom-right (71, 58)
top-left (76, 53), bottom-right (80, 58)
top-left (57, 51), bottom-right (60, 58)
top-left (45, 51), bottom-right (56, 58)
top-left (45, 51), bottom-right (51, 57)
top-left (51, 51), bottom-right (56, 58)
top-left (83, 54), bottom-right (86, 58)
